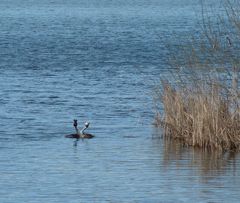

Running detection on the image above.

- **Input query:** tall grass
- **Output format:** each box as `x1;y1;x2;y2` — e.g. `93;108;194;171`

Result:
154;77;240;151
154;1;240;152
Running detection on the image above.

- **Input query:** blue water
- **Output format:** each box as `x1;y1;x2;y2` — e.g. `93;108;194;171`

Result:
0;0;239;202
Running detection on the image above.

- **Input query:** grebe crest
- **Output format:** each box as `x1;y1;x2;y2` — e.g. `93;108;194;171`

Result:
73;119;78;127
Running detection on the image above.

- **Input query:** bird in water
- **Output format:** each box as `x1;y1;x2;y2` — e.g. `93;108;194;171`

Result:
65;119;94;139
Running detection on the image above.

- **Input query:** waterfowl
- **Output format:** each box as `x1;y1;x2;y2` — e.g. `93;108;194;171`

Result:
65;119;94;139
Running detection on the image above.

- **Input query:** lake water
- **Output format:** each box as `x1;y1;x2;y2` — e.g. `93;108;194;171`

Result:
0;0;239;202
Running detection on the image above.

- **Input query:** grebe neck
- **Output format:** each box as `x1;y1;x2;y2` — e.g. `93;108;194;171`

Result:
80;126;87;134
74;126;81;135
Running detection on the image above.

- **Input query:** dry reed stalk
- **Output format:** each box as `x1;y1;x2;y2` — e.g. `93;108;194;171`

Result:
154;78;240;152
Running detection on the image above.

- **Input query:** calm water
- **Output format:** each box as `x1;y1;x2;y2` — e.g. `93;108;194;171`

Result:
0;0;239;202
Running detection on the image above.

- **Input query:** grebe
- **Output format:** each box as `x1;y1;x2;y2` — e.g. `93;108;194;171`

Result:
65;119;94;139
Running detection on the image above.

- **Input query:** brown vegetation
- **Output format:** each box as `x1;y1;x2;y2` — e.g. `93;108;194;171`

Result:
154;78;240;151
154;0;240;152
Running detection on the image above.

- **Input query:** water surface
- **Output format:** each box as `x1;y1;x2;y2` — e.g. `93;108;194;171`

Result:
0;0;239;202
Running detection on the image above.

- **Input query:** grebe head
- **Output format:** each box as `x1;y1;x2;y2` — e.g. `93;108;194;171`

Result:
85;122;90;128
73;119;78;127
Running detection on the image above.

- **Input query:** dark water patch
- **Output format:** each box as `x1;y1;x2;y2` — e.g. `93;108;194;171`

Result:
48;95;60;99
123;135;139;138
0;137;11;142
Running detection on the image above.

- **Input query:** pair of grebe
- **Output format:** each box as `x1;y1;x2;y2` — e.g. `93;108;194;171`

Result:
65;119;94;139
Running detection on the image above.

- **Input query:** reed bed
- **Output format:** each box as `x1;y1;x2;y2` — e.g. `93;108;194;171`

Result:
154;77;240;152
154;0;240;152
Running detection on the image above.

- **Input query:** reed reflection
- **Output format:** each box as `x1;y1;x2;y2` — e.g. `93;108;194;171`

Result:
163;138;238;178
152;129;239;179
